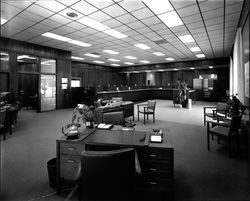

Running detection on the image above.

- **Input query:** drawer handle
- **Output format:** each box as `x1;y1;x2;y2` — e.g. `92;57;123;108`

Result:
67;159;76;163
149;154;157;157
149;168;157;171
149;181;157;185
67;147;76;151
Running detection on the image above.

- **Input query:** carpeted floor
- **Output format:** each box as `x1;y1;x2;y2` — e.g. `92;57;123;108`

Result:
0;100;249;201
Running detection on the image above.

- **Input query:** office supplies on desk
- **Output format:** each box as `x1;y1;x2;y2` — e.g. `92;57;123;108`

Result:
150;129;163;143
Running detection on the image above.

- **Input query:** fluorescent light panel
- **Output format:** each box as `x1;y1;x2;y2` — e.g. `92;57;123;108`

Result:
158;11;183;28
179;35;194;43
1;18;7;25
125;56;137;60
78;17;109;31
103;29;127;39
108;58;120;62
68;40;91;47
134;44;151;50
140;60;150;63
71;56;85;60
85;53;100;58
209;66;213;69
93;60;105;64
124;62;134;65
42;32;70;42
189;47;201;52
142;0;173;15
103;50;119;54
110;64;120;66
196;54;205;58
190;67;195;70
153;52;165;56
165;57;175;61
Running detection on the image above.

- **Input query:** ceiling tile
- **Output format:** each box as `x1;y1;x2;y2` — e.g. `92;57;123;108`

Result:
56;0;81;6
48;14;72;25
116;14;137;24
103;18;122;28
35;0;66;12
131;8;154;20
170;0;196;9
27;4;54;18
85;0;115;9
118;1;145;12
4;0;33;9
199;0;224;12
127;21;145;29
141;16;162;26
177;4;200;17
89;11;112;22
103;4;127;17
182;14;202;24
71;1;98;15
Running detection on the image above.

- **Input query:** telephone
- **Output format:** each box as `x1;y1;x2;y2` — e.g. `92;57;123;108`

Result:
62;123;81;139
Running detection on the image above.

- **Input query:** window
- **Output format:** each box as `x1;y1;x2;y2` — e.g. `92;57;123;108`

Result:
71;77;81;87
17;54;39;73
41;58;56;73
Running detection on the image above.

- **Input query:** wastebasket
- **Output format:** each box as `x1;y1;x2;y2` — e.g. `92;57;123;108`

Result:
47;158;57;187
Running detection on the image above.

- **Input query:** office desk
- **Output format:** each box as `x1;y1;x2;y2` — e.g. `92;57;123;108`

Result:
56;128;174;199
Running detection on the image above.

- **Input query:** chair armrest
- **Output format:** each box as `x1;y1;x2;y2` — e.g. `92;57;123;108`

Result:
137;104;147;108
206;120;230;127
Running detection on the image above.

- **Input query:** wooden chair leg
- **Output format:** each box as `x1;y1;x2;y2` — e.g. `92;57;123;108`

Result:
147;114;148;120
153;114;155;123
143;114;145;124
207;124;210;151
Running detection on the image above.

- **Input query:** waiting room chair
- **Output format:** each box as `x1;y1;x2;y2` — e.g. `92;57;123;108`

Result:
207;115;242;157
103;111;135;127
0;109;6;140
137;100;156;124
203;102;230;126
78;148;136;201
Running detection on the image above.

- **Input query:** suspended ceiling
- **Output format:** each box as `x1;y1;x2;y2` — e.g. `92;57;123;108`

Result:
0;0;244;67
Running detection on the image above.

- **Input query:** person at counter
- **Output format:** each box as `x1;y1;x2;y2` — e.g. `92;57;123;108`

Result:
175;78;188;108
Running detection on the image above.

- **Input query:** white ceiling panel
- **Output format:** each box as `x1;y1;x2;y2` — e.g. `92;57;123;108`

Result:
1;0;244;67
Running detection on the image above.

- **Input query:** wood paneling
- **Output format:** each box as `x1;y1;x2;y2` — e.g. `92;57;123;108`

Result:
0;73;9;92
0;37;71;109
71;62;126;89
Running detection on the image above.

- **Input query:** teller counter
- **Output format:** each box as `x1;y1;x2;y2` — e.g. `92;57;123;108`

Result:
97;88;196;102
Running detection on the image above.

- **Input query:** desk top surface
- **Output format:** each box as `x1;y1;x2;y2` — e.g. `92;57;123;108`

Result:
58;127;173;149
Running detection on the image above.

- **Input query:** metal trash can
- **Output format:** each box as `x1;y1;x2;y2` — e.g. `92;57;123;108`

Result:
47;158;57;187
188;99;192;109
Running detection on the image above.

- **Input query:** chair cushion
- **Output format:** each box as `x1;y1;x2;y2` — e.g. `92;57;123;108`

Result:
210;126;230;137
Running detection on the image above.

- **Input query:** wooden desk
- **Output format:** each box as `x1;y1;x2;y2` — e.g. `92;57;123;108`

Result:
56;128;174;199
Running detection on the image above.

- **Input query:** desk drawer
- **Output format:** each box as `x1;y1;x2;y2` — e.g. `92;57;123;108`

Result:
60;155;81;180
144;177;173;190
60;142;85;155
143;164;173;177
145;148;173;161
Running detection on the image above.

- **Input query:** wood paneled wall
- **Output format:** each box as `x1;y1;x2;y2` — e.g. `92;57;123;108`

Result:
71;62;127;89
0;37;71;109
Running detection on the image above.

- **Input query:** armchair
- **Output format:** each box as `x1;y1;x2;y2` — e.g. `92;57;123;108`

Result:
137;100;156;124
203;102;230;126
103;111;135;127
78;148;136;201
207;115;242;156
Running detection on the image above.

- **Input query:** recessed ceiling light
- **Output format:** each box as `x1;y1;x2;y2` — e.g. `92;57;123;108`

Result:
42;32;70;42
189;47;201;52
153;52;165;56
158;11;183;28
68;40;91;47
93;60;105;64
108;58;120;62
134;44;151;50
66;12;78;18
124;62;134;65
209;66;213;69
85;53;100;58
125;56;137;60
165;57;175;61
140;60;150;63
103;50;119;54
179;35;194;43
110;64;120;67
103;29;128;39
142;0;173;15
71;56;85;60
1;18;7;25
78;17;109;31
190;67;195;70
196;54;205;58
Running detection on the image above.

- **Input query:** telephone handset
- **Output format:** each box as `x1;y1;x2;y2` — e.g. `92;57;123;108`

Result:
62;123;81;139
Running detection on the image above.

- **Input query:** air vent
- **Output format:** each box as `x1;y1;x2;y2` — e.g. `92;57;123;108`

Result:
153;39;168;45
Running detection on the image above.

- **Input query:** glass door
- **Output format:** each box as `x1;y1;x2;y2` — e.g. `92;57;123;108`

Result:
40;58;56;112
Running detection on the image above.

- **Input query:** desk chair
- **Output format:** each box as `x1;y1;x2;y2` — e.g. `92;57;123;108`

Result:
103;111;135;127
0;110;6;140
207;115;242;157
78;148;136;201
137;100;156;124
203;102;230;126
